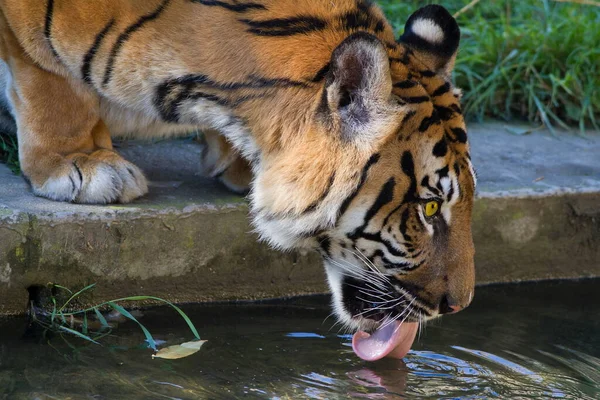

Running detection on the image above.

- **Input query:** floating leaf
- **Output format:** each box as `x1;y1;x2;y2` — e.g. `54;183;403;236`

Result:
152;340;207;360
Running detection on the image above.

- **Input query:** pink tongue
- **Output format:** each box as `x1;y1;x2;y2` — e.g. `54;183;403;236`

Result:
352;321;418;361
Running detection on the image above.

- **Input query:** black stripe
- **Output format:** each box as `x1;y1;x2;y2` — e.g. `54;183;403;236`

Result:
418;110;441;132
337;153;380;218
432;82;451;97
400;151;417;203
393;80;417;89
311;63;331;82
399;209;412;243
244;75;310;89
345;179;401;258
381;202;404;231
361;178;395;226
402;96;430;104
446;179;455;201
190;0;266;12
420;70;436;78
240;16;326;36
341;9;386;33
373;249;413;269
361;234;408;259
451;127;468;143
401;110;417;126
158;73;308;91
302;173;335;214
348;0;387;33
102;0;171;87
432;137;448;157
435;105;456;121
453;162;461;178
450;103;463;115
82;19;115;86
318;235;332;257
356;0;374;12
154;73;308;121
155;78;234;122
420;176;441;196
155;77;195;122
44;0;60;60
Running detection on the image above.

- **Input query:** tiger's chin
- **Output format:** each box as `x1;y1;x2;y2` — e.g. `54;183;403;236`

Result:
324;260;421;361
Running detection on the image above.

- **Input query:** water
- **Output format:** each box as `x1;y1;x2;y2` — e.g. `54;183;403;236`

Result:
1;280;599;399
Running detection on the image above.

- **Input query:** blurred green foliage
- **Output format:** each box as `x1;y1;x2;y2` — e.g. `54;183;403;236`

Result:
378;0;600;133
0;131;18;173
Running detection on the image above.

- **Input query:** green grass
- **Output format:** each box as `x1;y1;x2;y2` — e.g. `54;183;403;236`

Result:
378;0;600;133
30;283;202;353
0;132;18;173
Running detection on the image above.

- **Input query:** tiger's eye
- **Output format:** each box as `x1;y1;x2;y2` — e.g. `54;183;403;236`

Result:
425;201;440;217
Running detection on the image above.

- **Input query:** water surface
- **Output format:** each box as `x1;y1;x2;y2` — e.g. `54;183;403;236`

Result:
0;280;599;399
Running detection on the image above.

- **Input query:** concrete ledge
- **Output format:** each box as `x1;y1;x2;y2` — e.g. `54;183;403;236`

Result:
1;123;599;315
473;192;600;284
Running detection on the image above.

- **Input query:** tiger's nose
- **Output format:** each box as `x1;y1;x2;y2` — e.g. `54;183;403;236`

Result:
438;295;464;315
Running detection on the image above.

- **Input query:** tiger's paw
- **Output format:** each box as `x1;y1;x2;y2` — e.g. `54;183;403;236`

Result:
199;130;252;195
30;150;148;204
217;156;252;195
200;148;252;195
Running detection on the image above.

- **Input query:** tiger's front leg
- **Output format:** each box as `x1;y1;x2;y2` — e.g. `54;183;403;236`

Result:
4;43;147;204
199;129;252;195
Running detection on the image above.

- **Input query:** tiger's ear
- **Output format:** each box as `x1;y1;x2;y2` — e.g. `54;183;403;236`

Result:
399;5;460;76
321;32;393;141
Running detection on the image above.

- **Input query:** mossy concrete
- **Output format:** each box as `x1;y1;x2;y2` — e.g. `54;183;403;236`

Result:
1;124;599;315
472;192;600;284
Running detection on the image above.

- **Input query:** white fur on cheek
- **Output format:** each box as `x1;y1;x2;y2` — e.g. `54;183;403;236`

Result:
411;18;445;44
440;177;451;194
324;261;361;331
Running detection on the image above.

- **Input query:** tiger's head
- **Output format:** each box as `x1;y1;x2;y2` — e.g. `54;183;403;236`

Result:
250;5;475;360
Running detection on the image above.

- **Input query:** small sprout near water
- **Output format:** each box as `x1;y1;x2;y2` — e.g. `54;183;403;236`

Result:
29;283;203;359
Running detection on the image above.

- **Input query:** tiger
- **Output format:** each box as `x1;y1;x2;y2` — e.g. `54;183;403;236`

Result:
0;0;476;360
